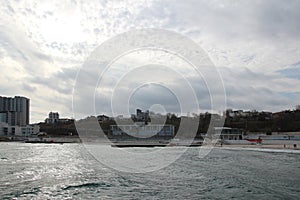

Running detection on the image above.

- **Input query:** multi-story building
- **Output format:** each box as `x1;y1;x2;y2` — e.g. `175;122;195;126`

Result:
45;112;73;124
111;109;174;138
45;112;59;124
0;96;41;137
0;122;39;136
111;124;174;138
0;96;30;126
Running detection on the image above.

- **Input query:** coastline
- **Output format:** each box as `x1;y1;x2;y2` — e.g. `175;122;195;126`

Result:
223;144;299;149
1;136;300;154
215;144;300;154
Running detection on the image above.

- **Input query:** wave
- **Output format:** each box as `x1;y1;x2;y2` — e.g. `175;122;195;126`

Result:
63;182;113;190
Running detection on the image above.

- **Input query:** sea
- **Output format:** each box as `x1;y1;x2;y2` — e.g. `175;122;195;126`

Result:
0;142;299;199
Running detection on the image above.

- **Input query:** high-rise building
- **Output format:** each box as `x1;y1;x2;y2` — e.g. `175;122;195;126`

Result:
0;96;30;126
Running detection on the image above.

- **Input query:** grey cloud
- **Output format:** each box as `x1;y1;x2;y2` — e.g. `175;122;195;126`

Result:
75;63;300;117
1;0;300;122
0;22;55;76
256;0;300;39
277;61;300;80
31;67;78;95
128;84;181;113
22;83;36;92
55;67;78;81
220;67;299;111
141;0;300;40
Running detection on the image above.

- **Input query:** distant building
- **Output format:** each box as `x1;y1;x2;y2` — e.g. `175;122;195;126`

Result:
0;122;39;136
21;125;40;136
45;112;59;124
111;109;174;138
136;109;150;123
111;124;174;137
45;112;74;124
226;109;250;118
0;96;30;126
215;127;243;140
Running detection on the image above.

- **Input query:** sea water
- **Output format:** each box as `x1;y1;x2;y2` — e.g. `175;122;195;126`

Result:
0;142;299;199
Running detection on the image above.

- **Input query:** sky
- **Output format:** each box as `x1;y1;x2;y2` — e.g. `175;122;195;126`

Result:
0;0;300;123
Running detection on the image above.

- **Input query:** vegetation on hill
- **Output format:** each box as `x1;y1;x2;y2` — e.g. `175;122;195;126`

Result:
39;108;300;136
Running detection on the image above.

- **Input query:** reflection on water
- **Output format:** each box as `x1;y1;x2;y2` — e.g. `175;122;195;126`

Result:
0;142;299;199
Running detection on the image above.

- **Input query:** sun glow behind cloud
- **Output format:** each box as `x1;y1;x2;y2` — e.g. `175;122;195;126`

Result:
40;9;83;43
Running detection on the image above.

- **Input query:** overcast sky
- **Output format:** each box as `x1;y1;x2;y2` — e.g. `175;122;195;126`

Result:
1;0;300;123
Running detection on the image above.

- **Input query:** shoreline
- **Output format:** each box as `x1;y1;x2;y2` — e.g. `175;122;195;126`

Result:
214;144;300;154
1;137;300;152
216;145;300;154
220;143;300;150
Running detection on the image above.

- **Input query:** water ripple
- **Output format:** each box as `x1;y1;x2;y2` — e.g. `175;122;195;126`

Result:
0;143;299;199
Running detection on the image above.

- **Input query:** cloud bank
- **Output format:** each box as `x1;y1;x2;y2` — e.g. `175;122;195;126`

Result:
0;0;300;122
